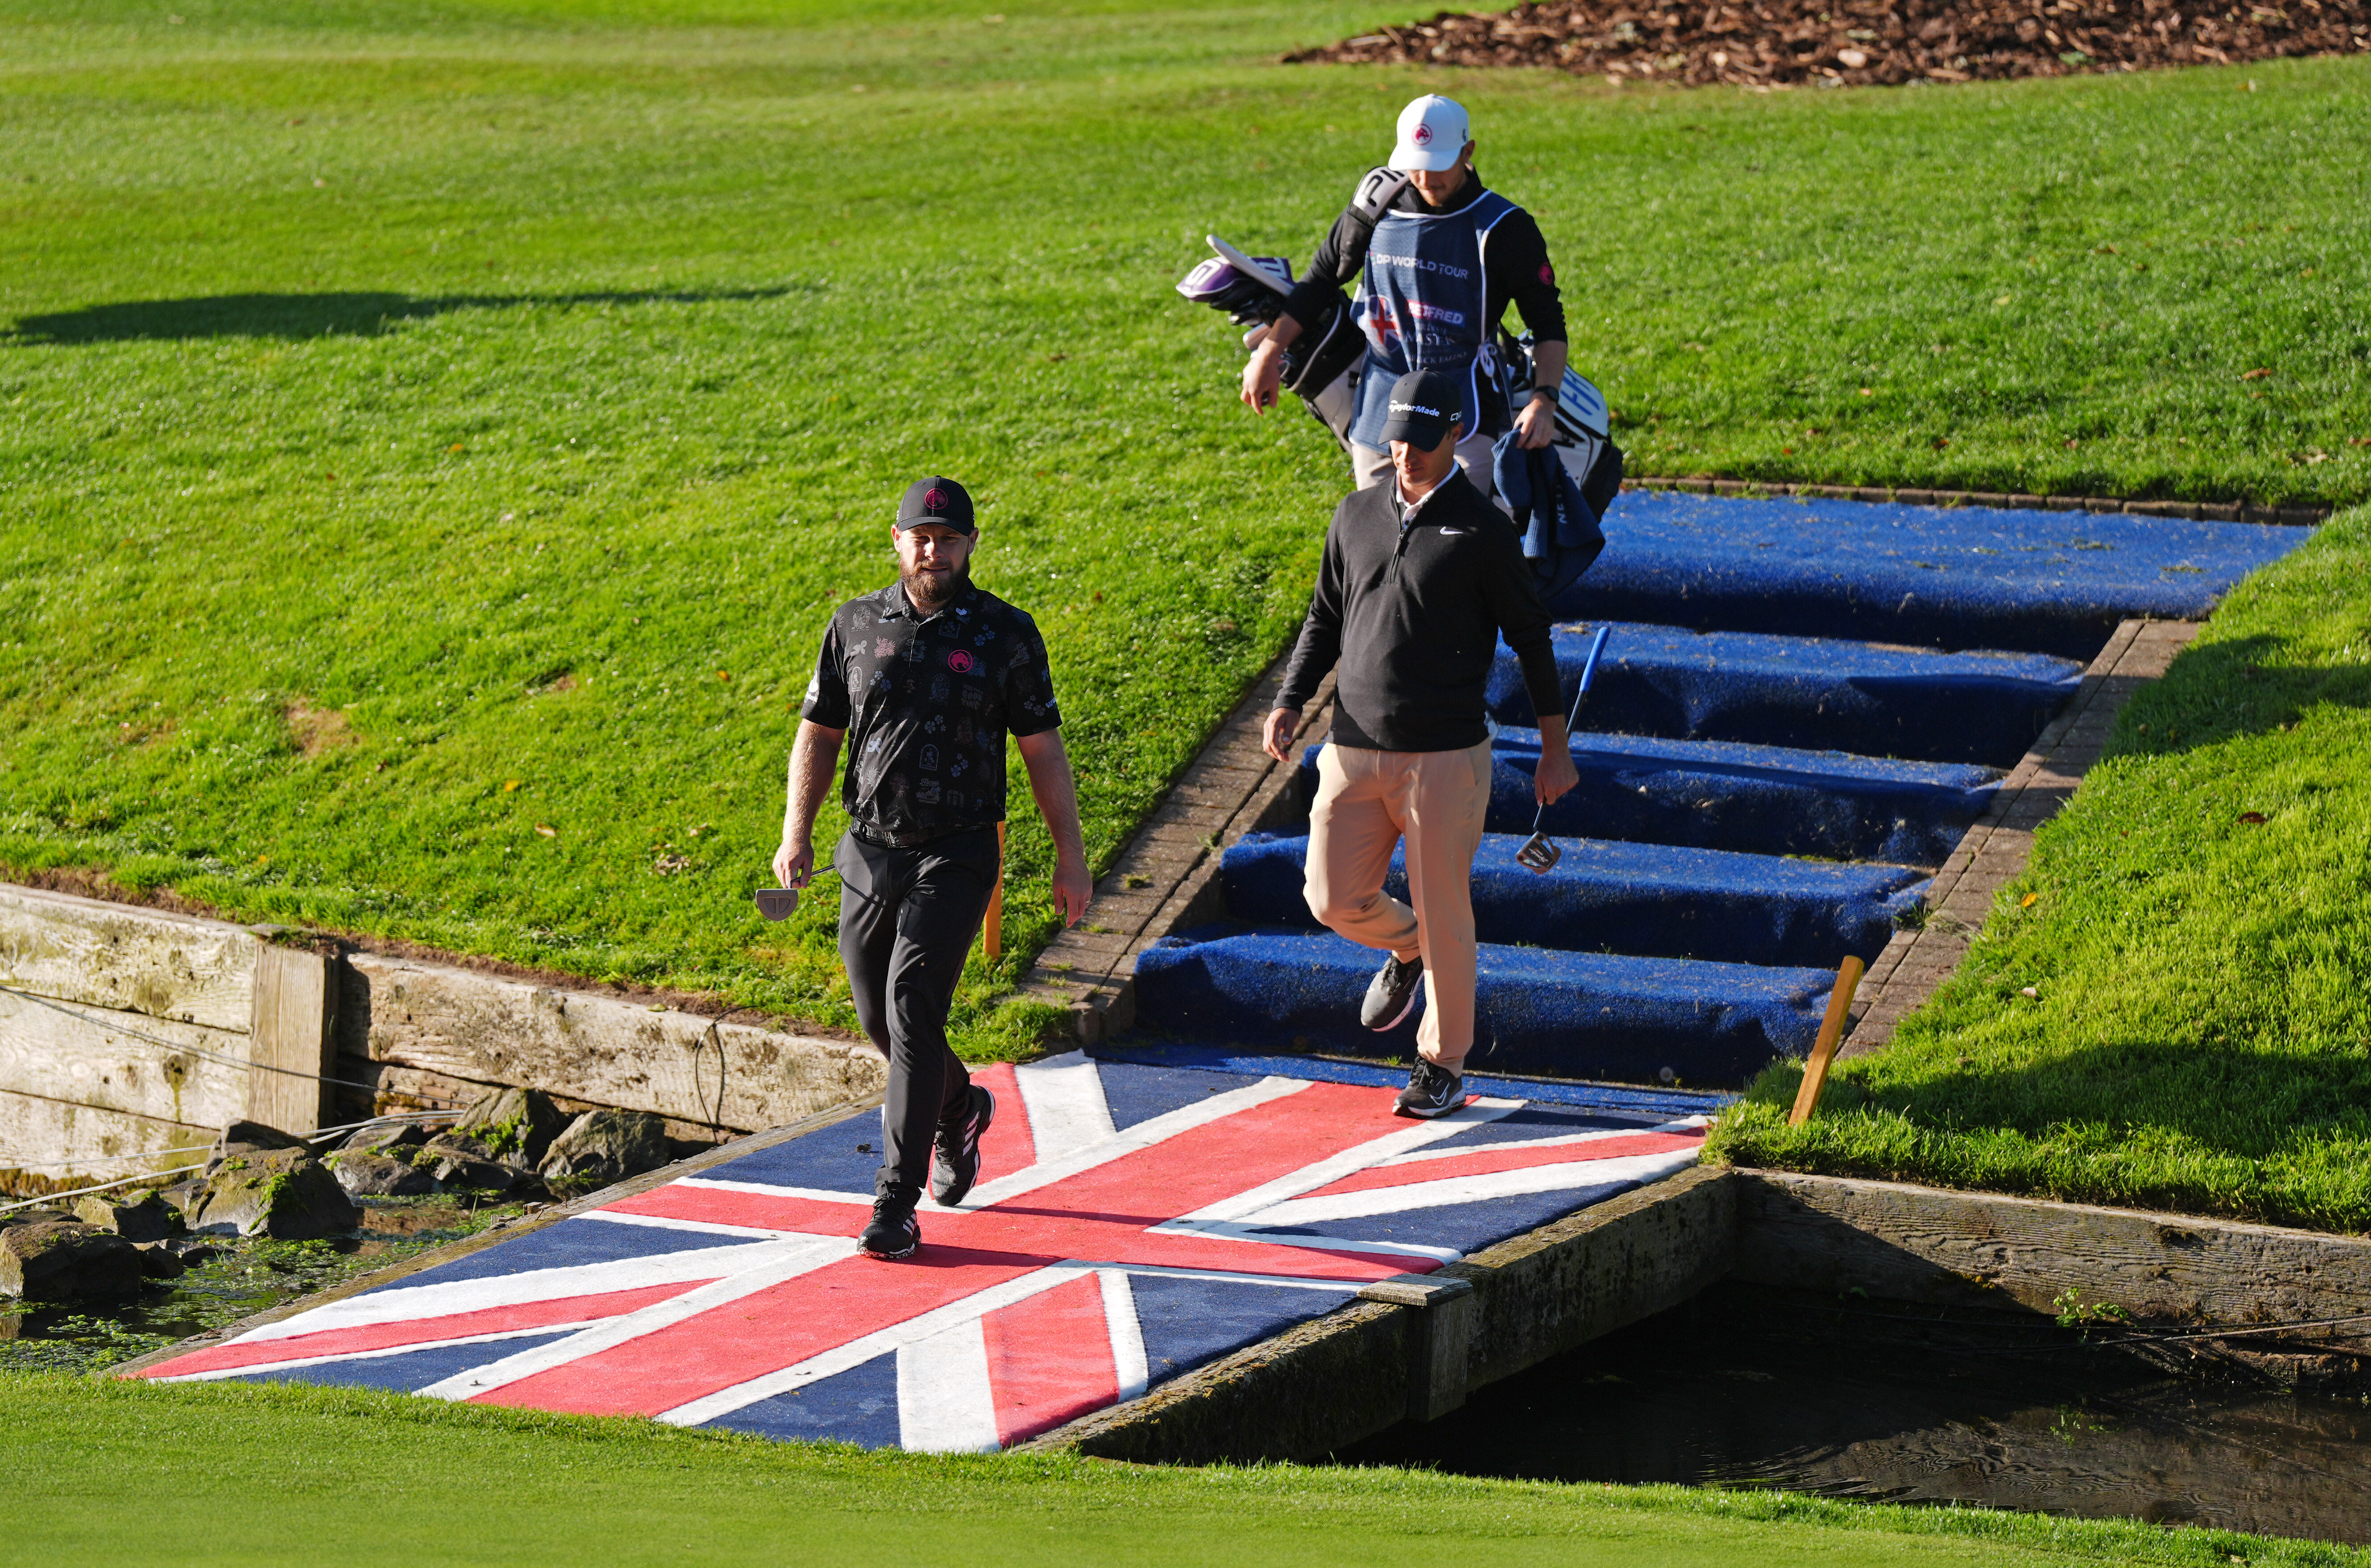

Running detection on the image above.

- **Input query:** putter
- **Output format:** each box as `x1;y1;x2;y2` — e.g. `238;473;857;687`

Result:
1515;625;1612;876
753;887;800;921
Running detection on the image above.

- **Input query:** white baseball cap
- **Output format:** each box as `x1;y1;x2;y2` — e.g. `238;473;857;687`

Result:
1389;94;1470;173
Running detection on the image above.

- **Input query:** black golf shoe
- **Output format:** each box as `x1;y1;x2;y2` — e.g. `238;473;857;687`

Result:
930;1084;997;1208
1360;952;1426;1031
859;1186;921;1260
1393;1058;1465;1120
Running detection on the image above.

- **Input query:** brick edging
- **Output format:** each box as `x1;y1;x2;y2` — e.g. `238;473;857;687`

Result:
1624;475;2330;528
1838;617;2200;1057
1009;659;1336;1043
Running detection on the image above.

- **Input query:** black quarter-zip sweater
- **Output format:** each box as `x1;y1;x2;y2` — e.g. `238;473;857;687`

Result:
1278;468;1564;752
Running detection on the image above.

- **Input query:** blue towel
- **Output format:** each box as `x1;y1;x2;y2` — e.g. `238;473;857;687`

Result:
1493;432;1607;604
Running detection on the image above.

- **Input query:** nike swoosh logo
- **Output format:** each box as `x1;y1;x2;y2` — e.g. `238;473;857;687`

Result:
1436;528;1466;536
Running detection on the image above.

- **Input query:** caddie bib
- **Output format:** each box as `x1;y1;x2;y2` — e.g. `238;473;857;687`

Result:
1345;188;1521;452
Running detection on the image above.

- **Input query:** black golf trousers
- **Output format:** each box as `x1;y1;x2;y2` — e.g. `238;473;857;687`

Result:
833;825;999;1195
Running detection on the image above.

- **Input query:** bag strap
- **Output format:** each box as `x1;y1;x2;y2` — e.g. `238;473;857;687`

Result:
1347;167;1411;233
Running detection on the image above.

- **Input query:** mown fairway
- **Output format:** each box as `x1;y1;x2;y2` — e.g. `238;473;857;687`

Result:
3;0;2367;1051
10;1374;2370;1568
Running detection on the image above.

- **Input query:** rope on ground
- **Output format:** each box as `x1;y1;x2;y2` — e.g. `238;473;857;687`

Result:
0;1109;461;1216
1780;1298;2371;1354
692;1010;763;1143
1969;1310;2371;1355
0;1165;209;1216
0;1109;457;1172
0;979;383;1094
695;1004;759;1145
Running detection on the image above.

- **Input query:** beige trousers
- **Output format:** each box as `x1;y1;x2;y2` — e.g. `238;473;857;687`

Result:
1302;739;1495;1070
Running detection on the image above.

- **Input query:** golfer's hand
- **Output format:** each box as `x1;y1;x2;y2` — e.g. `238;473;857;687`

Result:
1262;706;1303;763
1240;341;1285;414
1515;393;1557;450
1534;745;1579;807
773;838;814;890
1051;855;1092;928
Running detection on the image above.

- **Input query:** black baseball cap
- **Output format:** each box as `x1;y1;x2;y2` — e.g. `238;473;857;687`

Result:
895;475;976;535
1378;369;1464;448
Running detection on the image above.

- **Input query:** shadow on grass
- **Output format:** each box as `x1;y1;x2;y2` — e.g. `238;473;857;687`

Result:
1845;1038;2371;1148
3;287;803;344
2120;632;2371;760
1731;1037;2371;1230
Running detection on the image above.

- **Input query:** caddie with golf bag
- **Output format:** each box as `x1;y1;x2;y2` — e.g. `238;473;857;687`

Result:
1187;94;1592;508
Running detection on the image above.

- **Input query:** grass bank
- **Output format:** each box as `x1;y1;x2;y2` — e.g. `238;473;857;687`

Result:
4;0;2366;1053
1709;502;2371;1233
6;1373;2366;1566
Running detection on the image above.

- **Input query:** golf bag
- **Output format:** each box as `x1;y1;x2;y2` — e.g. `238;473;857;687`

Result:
1173;169;1409;448
1175;240;1364;446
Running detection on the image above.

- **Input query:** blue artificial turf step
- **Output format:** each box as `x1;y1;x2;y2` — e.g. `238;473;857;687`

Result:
1487;620;2084;766
1132;926;1836;1085
1298;731;1997;868
1551;489;2309;658
1221;831;1927;970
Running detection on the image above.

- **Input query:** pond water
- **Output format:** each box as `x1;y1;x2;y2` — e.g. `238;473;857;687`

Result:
1334;1283;2371;1546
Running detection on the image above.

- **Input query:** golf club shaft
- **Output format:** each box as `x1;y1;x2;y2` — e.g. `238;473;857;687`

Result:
1532;624;1614;831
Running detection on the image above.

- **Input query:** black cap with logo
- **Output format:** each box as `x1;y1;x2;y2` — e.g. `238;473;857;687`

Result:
895;475;977;535
1377;368;1464;449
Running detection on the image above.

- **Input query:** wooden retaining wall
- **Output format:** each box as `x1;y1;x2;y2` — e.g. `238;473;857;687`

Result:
0;881;881;1188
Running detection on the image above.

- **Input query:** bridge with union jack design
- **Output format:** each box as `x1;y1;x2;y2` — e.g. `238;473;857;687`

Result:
135;1053;1706;1450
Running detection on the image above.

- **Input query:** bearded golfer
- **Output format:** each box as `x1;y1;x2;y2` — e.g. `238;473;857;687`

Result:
1241;93;1568;493
774;476;1091;1260
1265;370;1577;1118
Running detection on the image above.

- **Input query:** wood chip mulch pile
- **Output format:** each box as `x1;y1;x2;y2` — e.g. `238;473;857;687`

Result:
1285;0;2370;88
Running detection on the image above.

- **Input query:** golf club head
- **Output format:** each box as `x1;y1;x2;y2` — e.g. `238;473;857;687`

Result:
753;887;800;921
1514;832;1562;875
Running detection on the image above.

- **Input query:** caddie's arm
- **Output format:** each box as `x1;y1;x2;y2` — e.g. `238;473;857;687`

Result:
1515;339;1567;451
1017;730;1092;928
1246;201;1371;416
1240;313;1303;415
773;720;844;890
1488;206;1567;451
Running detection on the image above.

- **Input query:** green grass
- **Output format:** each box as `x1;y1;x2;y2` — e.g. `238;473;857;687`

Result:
7;1372;2366;1566
1708;501;2371;1233
4;0;2367;1054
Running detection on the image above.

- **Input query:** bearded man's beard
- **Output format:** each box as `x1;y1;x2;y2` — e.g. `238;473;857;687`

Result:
901;560;970;611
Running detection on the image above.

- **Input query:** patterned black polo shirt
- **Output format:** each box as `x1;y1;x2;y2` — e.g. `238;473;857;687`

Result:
801;580;1062;847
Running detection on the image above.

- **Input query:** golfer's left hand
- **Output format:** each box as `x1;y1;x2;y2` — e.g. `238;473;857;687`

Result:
1051;856;1092;928
1534;745;1579;806
1515;395;1556;450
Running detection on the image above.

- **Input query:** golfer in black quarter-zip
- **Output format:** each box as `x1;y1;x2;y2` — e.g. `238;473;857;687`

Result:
774;476;1092;1261
1284;445;1559;754
1267;369;1577;1118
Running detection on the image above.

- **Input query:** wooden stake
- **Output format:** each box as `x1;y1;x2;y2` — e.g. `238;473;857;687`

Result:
1788;953;1866;1128
982;821;1006;959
